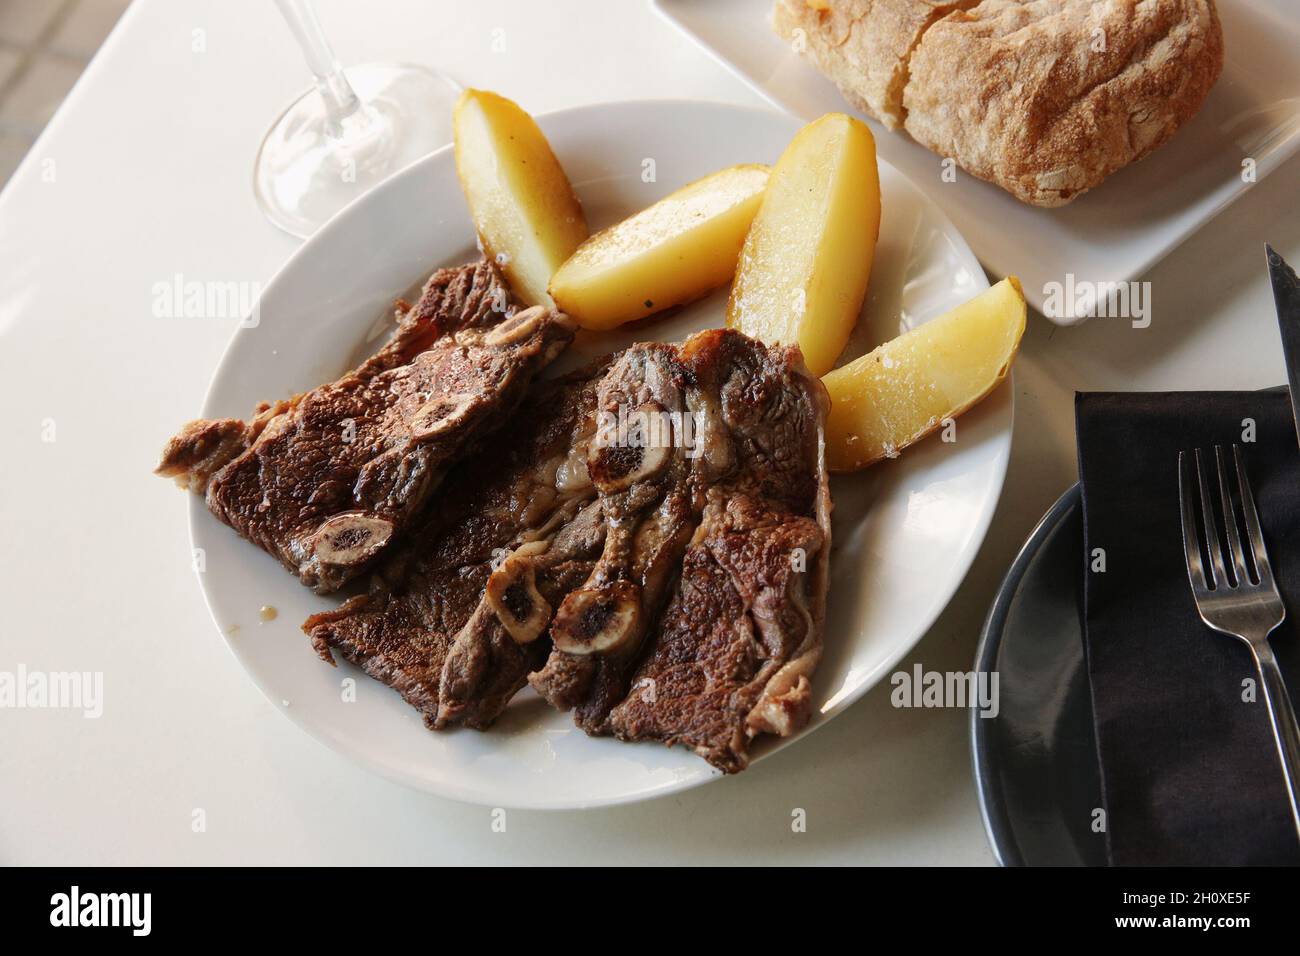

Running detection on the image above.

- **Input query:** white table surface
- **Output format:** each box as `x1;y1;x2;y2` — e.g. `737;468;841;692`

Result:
1;0;1297;867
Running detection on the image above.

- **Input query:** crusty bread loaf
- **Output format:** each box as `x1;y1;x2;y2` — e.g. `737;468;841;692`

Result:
773;0;1224;207
772;0;977;130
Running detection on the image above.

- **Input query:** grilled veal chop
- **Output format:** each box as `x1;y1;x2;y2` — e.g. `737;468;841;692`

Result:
606;332;831;771
302;329;830;772
530;341;709;730
302;361;611;729
534;329;831;765
156;259;576;593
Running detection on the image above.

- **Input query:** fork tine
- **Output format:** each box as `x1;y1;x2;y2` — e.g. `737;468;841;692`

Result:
1233;444;1275;587
1194;448;1228;589
1214;445;1251;586
1179;451;1210;593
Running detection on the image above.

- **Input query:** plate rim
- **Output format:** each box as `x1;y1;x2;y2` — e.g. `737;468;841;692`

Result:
184;97;1012;809
970;482;1081;866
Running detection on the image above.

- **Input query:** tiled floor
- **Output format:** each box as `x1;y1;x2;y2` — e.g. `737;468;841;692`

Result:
0;0;129;185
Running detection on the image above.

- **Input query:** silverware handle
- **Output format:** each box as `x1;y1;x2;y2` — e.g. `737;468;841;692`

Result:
1253;641;1300;842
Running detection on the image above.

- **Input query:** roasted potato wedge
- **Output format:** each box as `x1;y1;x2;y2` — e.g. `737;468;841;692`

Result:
453;89;588;306
548;164;770;330
823;277;1026;471
726;112;880;377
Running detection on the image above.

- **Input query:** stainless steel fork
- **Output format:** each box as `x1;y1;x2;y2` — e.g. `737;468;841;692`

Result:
1178;444;1300;841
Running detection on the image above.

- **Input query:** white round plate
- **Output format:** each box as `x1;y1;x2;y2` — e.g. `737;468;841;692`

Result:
191;100;1008;809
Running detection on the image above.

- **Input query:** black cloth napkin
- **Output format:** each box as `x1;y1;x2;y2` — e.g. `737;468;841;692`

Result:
1076;391;1300;866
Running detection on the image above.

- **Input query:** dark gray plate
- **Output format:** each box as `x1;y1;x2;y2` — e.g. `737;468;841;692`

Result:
970;485;1108;867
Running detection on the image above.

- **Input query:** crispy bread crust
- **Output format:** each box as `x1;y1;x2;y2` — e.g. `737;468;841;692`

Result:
904;0;1224;206
773;0;977;130
774;0;1224;206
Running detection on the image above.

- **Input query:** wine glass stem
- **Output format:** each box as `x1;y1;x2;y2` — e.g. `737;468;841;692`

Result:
274;0;362;128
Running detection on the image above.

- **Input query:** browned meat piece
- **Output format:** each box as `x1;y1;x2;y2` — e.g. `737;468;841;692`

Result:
605;332;828;771
306;328;830;769
156;259;576;593
303;363;611;729
438;497;606;727
534;328;831;761
530;343;702;730
608;494;827;772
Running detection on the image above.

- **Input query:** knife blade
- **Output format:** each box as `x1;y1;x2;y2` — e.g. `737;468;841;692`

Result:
1268;244;1300;451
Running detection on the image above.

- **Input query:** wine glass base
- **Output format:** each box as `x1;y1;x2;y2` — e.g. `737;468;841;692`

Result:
253;63;461;239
